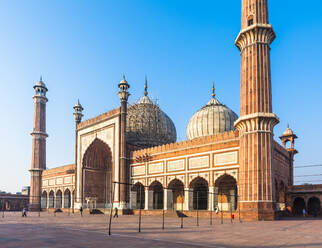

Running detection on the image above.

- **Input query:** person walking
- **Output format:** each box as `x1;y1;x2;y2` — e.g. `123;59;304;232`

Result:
80;206;83;217
22;207;27;217
113;207;118;218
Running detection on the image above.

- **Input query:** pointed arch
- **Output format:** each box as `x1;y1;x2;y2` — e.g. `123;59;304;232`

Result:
82;138;112;207
49;190;55;208
64;189;71;208
41;191;47;209
190;177;208;210
168;179;184;210
149;181;163;209
215;174;237;211
132;182;145;209
56;190;62;209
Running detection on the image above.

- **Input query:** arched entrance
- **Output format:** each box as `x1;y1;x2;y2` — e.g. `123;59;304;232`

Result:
215;174;237;211
82;138;112;208
49;191;55;208
293;197;305;216
149;181;163;209
308;197;321;217
64;189;71;208
168;179;184;210
41;191;47;209
56;190;62;209
132;182;145;209
190;177;208;210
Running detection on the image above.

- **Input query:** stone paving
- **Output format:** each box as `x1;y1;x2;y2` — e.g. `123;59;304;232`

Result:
0;212;322;248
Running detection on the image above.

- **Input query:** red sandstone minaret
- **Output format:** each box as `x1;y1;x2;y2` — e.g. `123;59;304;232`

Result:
118;75;130;209
29;77;48;210
235;0;279;220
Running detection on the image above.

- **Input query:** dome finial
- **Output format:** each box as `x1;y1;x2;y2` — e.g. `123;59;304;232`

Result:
40;75;43;82
287;123;290;129
212;82;215;98
144;75;148;96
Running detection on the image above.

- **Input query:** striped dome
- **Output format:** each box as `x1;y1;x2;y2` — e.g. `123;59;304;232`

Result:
186;96;238;140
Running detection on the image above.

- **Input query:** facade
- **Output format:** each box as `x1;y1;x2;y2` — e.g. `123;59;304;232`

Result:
30;0;320;220
0;193;29;211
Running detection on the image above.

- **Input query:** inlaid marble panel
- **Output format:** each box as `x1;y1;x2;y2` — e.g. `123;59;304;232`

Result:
131;165;145;176
189;156;209;169
148;162;163;174
167;159;184;172
214;151;237;166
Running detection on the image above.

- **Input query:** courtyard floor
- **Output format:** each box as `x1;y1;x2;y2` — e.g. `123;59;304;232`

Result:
0;211;322;248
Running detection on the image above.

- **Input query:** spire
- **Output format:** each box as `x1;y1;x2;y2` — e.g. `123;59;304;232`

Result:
40;76;43;82
212;82;215;98
287;123;290;129
144;75;148;96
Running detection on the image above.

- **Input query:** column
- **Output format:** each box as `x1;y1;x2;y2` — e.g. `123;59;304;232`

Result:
208;186;214;211
163;189;173;210
144;189;153;210
130;191;137;209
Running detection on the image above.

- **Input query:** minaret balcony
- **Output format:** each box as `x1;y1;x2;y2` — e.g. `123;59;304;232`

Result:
235;24;276;52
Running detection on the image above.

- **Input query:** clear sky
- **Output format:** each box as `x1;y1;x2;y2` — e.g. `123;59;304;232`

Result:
0;0;322;193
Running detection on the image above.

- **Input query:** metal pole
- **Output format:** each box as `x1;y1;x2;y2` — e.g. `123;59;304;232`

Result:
238;195;241;223
181;189;184;229
162;208;165;230
108;182;116;236
2;200;4;218
139;186;142;233
230;200;233;224
210;192;212;226
197;191;199;227
221;192;223;224
39;196;41;217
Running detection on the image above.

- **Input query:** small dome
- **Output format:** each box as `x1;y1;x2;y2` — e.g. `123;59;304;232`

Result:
126;80;176;148
187;88;238;140
281;124;296;137
34;77;47;91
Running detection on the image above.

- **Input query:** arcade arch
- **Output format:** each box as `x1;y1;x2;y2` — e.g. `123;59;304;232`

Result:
308;197;321;217
132;182;145;209
168;179;184;210
190;177;208;210
215;174;237;211
149;181;163;209
41;191;47;209
293;197;305;216
49;191;55;208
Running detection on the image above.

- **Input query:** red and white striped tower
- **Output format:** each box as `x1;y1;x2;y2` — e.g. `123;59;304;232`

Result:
235;0;279;220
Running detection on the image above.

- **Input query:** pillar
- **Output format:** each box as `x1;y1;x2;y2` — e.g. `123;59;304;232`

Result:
208;186;214;211
163;189;173;210
144;189;153;210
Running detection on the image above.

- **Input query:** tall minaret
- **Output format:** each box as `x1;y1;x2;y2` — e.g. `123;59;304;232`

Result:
118;75;130;209
235;0;279;220
29;77;48;210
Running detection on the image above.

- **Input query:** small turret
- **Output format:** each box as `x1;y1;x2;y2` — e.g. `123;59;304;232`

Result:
73;100;84;124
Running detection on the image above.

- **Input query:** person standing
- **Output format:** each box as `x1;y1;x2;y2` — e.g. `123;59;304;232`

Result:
302;208;306;217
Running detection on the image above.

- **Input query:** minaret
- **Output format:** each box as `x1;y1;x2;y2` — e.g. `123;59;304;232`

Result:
235;0;279;220
118;75;130;209
29;77;48;211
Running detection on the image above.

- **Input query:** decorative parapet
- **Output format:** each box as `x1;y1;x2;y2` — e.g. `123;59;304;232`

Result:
131;130;239;162
42;164;75;177
273;140;291;158
77;108;120;129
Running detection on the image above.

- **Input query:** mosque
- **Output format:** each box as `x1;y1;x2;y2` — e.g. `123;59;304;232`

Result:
29;0;319;220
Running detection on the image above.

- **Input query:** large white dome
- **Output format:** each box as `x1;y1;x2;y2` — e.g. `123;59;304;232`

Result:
187;94;238;140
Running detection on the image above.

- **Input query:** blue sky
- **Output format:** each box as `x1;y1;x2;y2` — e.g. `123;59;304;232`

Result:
0;0;321;193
